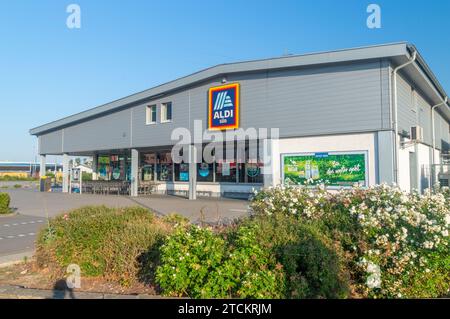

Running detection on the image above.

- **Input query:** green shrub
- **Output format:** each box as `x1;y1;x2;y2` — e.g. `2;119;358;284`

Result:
155;224;284;298
45;172;55;179
0;192;11;214
82;172;93;181
0;175;38;182
278;224;349;298
242;213;349;298
156;225;226;298
162;213;190;226
13;184;22;189
36;206;172;286
209;224;285;298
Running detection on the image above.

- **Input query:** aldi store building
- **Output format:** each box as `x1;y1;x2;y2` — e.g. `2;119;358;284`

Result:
30;43;450;198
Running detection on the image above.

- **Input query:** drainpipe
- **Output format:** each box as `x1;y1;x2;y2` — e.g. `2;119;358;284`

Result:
392;50;417;184
431;96;448;187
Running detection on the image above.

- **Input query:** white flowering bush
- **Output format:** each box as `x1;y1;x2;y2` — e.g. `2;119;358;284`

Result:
251;184;450;298
250;185;330;220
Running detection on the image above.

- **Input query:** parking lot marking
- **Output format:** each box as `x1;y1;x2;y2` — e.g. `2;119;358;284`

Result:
229;209;248;213
1;220;46;227
0;232;36;240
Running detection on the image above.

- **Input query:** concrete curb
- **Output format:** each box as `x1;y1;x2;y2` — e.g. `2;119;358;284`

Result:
0;284;164;299
0;251;34;268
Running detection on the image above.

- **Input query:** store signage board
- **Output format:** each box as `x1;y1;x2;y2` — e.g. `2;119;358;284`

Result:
208;83;240;130
281;151;368;188
70;168;83;194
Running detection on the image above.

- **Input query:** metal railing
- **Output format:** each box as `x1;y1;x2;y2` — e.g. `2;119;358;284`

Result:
82;180;131;195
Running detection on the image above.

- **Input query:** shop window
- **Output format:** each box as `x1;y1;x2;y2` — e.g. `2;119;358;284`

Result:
216;160;237;183
142;165;154;181
126;156;131;181
161;102;172;122
110;155;121;180
175;163;190;182
237;140;264;184
238;162;263;184
98;155;110;180
197;162;213;182
158;151;173;181
146;105;157;124
141;153;156;181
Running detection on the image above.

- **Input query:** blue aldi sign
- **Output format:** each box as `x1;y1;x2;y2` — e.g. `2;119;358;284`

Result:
208;83;240;130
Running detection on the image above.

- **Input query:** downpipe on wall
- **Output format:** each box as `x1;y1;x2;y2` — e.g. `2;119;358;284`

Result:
392;50;417;185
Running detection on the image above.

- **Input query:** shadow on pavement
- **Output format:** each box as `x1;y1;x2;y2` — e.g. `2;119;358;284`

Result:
49;279;76;299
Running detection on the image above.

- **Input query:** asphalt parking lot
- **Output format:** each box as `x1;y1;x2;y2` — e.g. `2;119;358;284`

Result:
0;188;250;261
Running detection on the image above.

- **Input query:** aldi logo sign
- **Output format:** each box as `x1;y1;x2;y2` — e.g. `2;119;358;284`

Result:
208;83;240;130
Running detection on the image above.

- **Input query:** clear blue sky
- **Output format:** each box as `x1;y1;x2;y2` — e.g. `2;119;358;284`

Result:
1;0;449;162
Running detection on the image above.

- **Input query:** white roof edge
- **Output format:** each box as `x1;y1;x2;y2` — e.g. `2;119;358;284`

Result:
31;42;412;135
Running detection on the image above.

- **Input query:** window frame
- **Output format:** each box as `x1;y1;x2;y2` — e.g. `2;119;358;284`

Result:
161;102;173;123
146;105;157;125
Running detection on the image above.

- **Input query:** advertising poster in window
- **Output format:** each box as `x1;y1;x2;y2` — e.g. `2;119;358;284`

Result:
98;156;110;179
282;152;368;187
222;162;231;176
179;163;189;181
70;168;82;193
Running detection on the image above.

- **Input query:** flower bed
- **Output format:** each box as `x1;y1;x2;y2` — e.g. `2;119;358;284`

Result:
251;185;450;298
35;186;449;298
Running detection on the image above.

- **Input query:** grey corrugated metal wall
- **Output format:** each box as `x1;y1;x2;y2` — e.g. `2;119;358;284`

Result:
63;108;132;153
39;130;63;154
37;59;407;155
396;72;450;149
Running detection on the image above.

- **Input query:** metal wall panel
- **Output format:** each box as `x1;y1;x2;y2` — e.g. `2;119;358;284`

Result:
396;73;450;150
39;130;63;155
62;108;132;153
396;74;417;136
436;112;450;150
131;90;190;148
39;60;392;154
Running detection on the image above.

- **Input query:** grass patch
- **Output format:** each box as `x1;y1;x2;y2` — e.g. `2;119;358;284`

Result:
0;175;38;182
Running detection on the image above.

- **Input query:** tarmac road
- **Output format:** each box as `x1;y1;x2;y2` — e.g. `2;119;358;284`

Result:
0;188;250;261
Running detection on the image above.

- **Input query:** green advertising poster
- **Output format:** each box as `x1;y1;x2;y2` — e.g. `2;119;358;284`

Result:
282;152;367;187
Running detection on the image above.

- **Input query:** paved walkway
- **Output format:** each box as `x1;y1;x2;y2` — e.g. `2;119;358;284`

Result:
0;189;250;262
0;284;163;299
3;188;250;221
